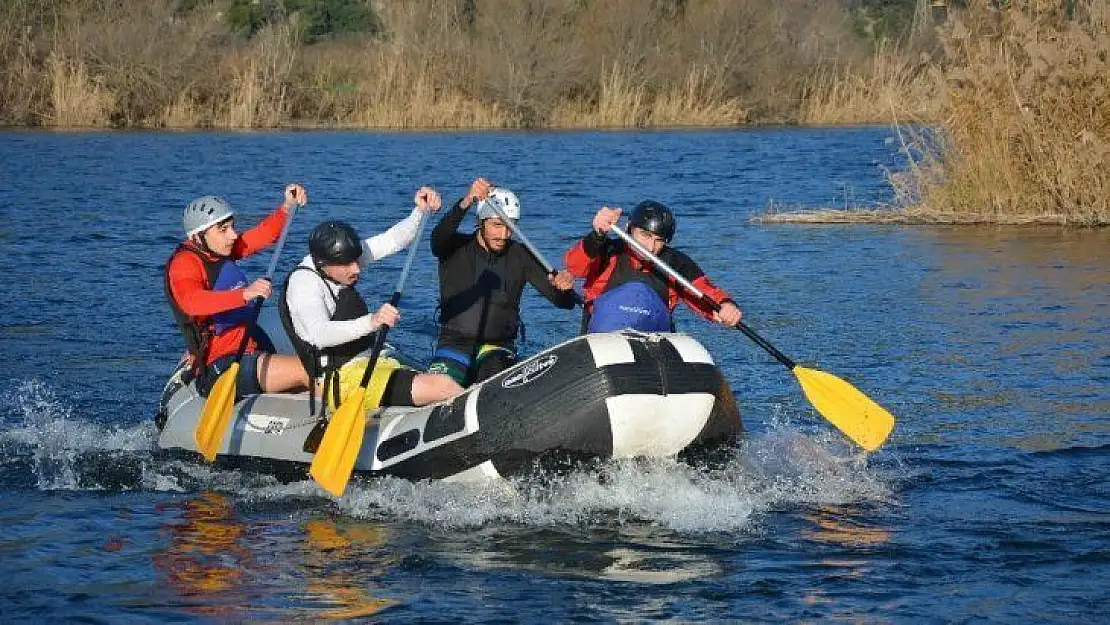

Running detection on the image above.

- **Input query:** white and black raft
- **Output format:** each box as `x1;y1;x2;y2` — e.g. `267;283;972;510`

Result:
155;329;742;483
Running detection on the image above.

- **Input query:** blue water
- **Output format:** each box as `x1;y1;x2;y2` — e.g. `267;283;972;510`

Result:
1;128;1108;622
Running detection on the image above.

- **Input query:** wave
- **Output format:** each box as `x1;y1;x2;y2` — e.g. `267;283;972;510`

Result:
1;379;894;532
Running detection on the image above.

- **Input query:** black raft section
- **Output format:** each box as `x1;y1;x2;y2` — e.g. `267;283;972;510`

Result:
376;334;742;481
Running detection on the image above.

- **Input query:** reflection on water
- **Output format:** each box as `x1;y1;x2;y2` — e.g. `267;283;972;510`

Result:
437;523;724;585
152;493;254;617
909;227;1110;451
301;519;398;619
803;506;892;550
152;494;399;620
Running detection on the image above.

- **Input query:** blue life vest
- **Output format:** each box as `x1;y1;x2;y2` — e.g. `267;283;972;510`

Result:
587;251;673;333
588;281;672;332
211;260;252;334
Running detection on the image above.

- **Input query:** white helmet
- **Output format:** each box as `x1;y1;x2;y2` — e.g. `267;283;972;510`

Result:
183;195;235;236
477;188;521;221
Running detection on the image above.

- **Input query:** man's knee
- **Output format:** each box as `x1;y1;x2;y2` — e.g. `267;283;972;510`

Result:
409;373;462;406
256;353;308;393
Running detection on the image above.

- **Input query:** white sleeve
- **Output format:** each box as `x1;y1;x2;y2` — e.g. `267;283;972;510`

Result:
287;269;376;349
360;206;423;266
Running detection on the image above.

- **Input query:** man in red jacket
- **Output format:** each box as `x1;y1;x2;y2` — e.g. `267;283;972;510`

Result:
165;184;310;397
564;200;742;333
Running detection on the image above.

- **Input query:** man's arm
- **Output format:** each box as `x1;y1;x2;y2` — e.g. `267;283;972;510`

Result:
667;249;736;321
429;198;473;259
232;204;289;259
233;184;305;259
286;270;377;349
167;253;248;317
362;206;423;265
521;246;576;310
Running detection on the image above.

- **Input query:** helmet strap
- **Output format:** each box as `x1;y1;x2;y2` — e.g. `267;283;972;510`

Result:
189;231;217;257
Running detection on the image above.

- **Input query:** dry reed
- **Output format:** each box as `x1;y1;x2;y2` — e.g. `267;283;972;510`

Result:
896;0;1109;224
46;52;115;127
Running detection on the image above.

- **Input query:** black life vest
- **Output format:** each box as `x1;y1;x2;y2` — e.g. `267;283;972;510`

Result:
437;240;527;344
279;265;376;416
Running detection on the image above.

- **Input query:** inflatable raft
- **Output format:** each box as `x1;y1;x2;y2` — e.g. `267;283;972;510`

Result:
156;329;742;483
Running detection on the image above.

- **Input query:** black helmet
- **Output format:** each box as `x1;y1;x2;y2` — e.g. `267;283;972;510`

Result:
309;221;362;265
628;200;676;242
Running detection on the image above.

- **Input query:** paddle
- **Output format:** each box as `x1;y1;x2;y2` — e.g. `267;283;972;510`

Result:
195;198;300;462
309;210;430;497
608;223;895;451
485;190;583;305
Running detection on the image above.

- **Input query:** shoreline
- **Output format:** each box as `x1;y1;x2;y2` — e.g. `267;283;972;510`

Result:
0;121;906;132
753;209;1110;227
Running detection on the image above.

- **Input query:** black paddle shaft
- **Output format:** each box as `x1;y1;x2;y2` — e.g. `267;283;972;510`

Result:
608;223;797;370
354;291;399;389
229;293;268;363
352;211;429;390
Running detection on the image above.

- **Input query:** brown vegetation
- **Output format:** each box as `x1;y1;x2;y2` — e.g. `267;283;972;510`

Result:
0;0;878;129
1;0;1105;224
894;0;1109;225
770;0;1109;226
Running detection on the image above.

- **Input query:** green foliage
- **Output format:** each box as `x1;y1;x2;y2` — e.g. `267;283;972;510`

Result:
226;0;380;41
845;0;918;42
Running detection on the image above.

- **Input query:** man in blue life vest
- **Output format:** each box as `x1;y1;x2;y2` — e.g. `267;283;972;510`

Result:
165;185;311;398
564;201;742;333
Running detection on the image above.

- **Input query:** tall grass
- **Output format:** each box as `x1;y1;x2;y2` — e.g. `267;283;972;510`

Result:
897;0;1109;224
45;52;115;127
801;43;938;125
0;0;878;129
219;22;298;128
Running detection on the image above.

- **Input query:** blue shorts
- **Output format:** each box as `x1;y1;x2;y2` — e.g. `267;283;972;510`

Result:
197;352;264;399
428;344;516;387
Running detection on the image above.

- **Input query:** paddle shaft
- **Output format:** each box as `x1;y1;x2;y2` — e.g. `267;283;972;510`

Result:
227;202;299;364
354;210;429;389
485;193;556;275
485;191;584;305
608;223;797;369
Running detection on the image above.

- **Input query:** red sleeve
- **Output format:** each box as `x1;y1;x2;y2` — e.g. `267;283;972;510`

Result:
564;239;600;279
167;252;247;317
681;274;735;321
231;204;289;260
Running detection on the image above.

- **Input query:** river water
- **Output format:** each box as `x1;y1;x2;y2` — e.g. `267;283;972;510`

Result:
1;128;1106;622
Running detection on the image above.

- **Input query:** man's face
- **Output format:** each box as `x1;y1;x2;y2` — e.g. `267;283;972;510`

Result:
479;218;512;253
201;218;238;256
630;226;667;255
322;260;361;286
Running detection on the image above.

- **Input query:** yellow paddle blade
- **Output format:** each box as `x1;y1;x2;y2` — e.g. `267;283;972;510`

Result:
793;366;895;451
310;386;368;497
194;362;240;462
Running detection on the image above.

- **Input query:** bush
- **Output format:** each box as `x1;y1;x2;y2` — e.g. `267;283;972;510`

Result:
227;0;380;41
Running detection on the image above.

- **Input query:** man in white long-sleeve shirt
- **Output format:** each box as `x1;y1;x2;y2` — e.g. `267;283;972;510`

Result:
279;187;462;418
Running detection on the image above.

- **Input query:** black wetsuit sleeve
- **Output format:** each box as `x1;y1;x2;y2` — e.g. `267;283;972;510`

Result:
581;229;609;257
430;198;473;259
664;247;706;282
521;246;576;309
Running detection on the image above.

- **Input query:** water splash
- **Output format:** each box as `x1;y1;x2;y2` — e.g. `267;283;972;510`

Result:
322;423;892;533
0;379;157;490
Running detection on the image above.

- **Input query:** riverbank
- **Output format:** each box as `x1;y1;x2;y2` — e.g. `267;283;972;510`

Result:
2;1;1105;225
1;0;940;130
766;1;1109;226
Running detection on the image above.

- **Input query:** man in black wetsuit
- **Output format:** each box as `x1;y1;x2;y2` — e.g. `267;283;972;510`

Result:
428;177;577;386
